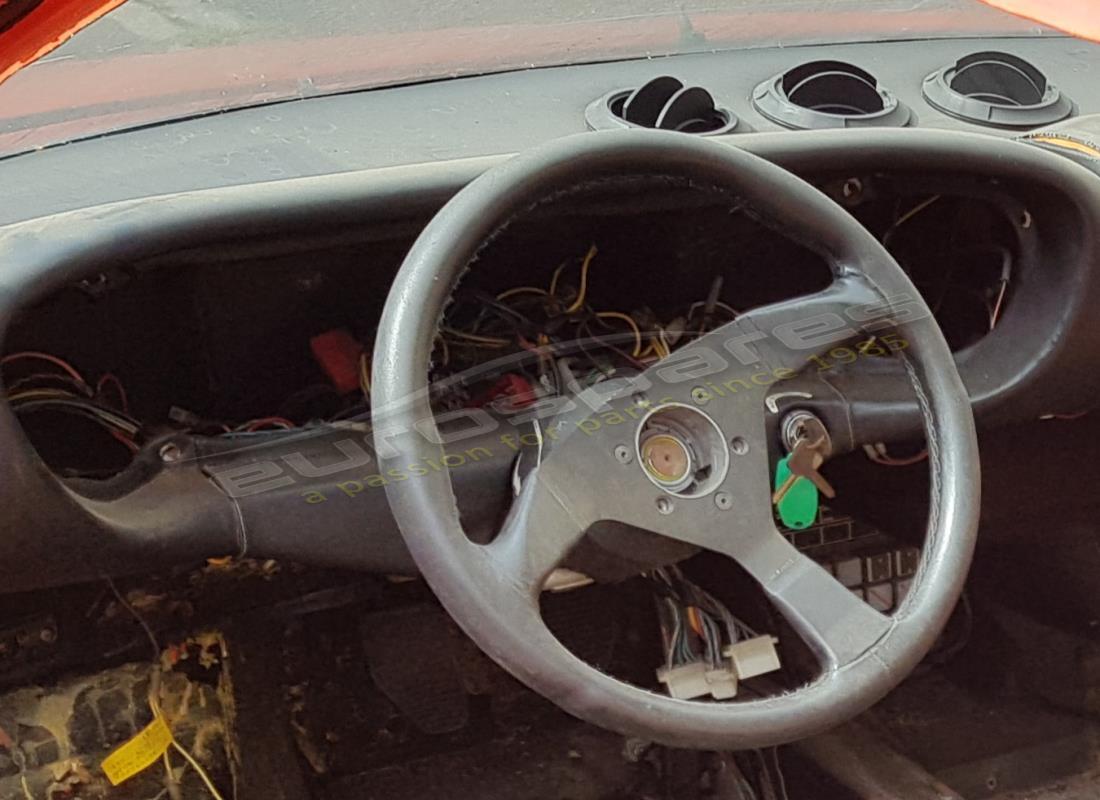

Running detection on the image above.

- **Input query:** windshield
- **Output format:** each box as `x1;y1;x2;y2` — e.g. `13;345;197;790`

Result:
0;0;1050;158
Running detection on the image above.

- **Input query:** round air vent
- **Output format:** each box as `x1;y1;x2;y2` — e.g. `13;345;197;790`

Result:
752;61;911;130
586;76;741;135
922;51;1073;129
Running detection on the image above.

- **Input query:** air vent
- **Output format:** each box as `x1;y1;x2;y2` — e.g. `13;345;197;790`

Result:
922;51;1072;129
752;61;911;130
586;76;741;135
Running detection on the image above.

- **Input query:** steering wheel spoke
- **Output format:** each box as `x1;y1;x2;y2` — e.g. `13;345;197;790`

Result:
485;464;597;596
712;274;896;376
721;527;893;668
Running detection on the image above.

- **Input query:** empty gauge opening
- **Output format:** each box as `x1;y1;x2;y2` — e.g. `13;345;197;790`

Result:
783;61;885;115
753;61;910;130
922;51;1073;128
951;52;1045;105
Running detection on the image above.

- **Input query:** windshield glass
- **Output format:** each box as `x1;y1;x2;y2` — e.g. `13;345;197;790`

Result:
0;0;1049;158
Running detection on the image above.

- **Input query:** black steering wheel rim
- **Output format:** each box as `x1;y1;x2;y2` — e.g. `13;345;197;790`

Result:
372;129;979;749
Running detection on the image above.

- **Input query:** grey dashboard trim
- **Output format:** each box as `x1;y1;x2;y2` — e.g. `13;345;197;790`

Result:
1;35;1096;226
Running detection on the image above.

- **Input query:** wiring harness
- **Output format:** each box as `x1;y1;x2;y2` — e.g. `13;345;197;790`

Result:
2;351;142;453
435;244;738;408
652;566;757;671
650;567;782;701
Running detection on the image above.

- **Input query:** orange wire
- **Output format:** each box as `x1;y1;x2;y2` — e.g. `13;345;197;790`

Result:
687;607;705;638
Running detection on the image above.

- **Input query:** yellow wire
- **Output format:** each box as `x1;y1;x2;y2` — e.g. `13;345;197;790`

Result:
564;245;598;314
595;311;642;357
441;327;511;346
170;741;223;800
642;341;669;360
163;746;179;797
358;353;371;397
150;693;226;800
496;286;548;301
640;330;672;360
6;387;77;402
657;330;671;359
893;195;941;229
548;262;567;297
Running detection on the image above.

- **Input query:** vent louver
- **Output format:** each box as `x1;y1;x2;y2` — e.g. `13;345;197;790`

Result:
586;76;741;135
752;61;911;130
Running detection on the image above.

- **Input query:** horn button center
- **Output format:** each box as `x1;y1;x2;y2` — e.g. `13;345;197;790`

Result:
635;403;730;498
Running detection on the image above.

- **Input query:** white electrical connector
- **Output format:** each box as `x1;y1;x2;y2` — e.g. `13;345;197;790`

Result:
723;635;782;681
656;661;738;700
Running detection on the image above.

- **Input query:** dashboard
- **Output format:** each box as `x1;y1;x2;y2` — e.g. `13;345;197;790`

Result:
2;35;1099;224
1;34;1100;597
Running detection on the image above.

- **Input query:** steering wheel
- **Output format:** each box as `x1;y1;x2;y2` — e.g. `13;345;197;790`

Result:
372;130;979;750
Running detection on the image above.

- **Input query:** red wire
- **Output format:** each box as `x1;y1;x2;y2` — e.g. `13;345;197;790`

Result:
108;429;140;453
96;373;129;413
243;417;296;432
1;351;88;388
3;352;138;455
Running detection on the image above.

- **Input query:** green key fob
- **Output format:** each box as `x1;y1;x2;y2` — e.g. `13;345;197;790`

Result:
774;454;819;529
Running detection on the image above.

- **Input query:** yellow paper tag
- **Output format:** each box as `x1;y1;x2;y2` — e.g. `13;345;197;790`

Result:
101;715;172;786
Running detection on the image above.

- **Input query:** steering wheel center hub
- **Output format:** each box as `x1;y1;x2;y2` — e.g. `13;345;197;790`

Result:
635;403;730;498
